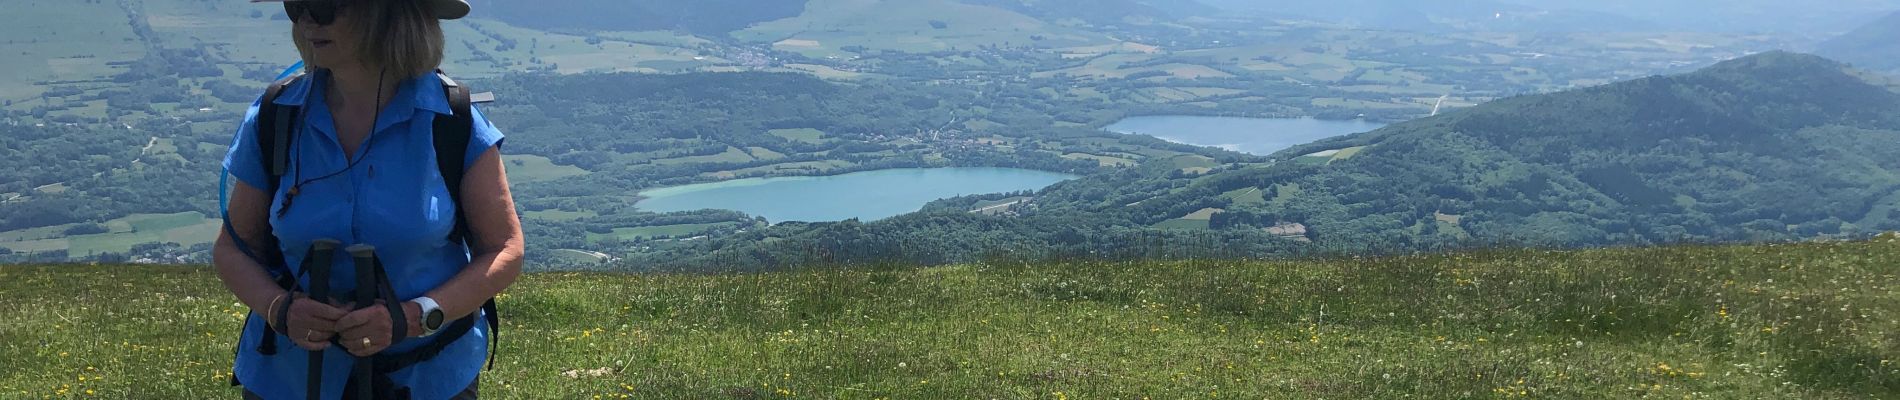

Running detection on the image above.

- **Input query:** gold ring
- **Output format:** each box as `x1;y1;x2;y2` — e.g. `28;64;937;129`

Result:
361;337;373;348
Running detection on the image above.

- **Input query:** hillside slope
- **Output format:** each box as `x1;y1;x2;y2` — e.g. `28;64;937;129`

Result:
2;240;1896;397
1242;51;1900;247
661;51;1900;269
1817;11;1900;74
471;0;809;35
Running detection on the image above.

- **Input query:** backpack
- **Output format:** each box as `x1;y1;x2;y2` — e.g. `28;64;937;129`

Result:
225;71;501;396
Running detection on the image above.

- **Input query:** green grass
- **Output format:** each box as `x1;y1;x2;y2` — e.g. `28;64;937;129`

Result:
1061;152;1137;167
0;212;218;257
0;0;145;100
733;0;1109;56
745;147;788;161
653;147;756;166
522;209;599;222
1157;155;1219;174
1221;187;1268;207
1269;182;1302;208
548;248;612;263
585;223;734;244
504;154;591;183
1152;218;1210;230
1179;207;1225;221
4;241;1897;398
768;128;829;145
1329;146;1368;162
704;161;857;180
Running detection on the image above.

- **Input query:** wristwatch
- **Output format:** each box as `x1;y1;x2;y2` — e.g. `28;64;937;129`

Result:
411;297;446;337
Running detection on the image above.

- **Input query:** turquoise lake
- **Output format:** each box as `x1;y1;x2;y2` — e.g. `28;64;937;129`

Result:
634;168;1080;223
1106;116;1387;156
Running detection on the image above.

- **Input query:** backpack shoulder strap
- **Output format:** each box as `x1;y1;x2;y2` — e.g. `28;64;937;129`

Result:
432;71;475;246
227;73;303;367
257;74;305;191
429;70;501;370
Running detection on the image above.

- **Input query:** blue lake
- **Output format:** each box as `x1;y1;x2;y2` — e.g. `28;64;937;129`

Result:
1106;116;1387;156
634;168;1080;223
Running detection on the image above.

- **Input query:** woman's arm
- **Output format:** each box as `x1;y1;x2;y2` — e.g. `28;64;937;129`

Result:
216;180;348;350
213;181;287;319
339;146;522;349
420;146;525;322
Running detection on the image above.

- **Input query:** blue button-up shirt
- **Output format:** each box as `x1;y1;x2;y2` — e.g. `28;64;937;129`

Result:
222;69;504;400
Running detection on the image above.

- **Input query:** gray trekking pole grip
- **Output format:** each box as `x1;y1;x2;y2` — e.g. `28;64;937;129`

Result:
303;239;341;400
345;244;379;400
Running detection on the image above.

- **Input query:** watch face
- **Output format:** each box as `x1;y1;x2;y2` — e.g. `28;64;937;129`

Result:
425;309;445;330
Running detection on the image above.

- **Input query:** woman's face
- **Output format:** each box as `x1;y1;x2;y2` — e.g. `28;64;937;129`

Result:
289;1;367;71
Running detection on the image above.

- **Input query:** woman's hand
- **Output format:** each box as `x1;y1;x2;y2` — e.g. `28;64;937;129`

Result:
283;294;350;351
336;300;395;357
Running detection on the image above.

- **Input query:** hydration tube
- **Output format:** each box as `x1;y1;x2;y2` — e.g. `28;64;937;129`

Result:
219;61;306;215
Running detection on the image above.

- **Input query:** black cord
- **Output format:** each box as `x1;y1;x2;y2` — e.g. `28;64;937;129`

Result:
279;69;389;218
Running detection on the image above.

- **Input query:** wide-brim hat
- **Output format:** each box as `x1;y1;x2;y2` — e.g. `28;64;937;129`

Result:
251;0;471;20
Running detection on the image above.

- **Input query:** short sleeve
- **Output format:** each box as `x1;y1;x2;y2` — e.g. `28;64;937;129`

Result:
462;104;505;171
222;99;270;190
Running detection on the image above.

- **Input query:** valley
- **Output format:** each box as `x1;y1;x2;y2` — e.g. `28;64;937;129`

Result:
0;0;1884;268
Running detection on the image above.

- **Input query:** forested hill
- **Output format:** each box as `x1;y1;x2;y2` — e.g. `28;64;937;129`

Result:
641;51;1900;270
957;0;1214;24
1817;11;1900;74
1247;51;1900;247
469;0;1207;36
470;0;809;35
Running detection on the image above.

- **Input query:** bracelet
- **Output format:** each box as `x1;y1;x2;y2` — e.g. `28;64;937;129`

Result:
273;292;297;335
264;293;287;332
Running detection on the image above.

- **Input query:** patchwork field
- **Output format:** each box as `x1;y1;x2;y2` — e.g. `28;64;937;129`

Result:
732;0;1110;57
504;154;591;183
585;223;737;244
0;212;219;258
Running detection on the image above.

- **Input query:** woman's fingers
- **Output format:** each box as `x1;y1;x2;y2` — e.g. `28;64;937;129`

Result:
344;330;391;357
333;300;385;331
283;296;350;351
293;336;330;351
338;305;393;356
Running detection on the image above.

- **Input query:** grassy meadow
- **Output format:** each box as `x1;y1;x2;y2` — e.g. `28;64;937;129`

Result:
2;240;1897;398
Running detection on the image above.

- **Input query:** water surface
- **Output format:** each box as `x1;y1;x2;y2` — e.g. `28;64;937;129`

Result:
1106;116;1387;156
635;167;1079;223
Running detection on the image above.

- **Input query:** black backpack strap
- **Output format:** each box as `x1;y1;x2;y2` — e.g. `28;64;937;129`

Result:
433;71;474;246
431;70;501;371
229;74;306;387
481;298;499;370
259;74;303;189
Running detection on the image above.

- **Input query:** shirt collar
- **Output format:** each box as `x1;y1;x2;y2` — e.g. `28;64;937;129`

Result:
269;69;453;116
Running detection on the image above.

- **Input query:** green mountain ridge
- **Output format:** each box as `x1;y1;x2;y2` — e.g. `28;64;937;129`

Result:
1816;11;1900;74
1248;51;1900;245
644;51;1900;270
470;0;810;35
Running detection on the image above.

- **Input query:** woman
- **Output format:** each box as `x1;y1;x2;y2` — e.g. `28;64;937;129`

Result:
213;0;523;398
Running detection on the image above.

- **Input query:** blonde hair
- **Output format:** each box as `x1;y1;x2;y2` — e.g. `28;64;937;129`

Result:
357;0;445;79
295;0;445;79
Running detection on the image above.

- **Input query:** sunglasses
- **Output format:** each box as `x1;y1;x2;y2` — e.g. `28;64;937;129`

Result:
283;1;350;25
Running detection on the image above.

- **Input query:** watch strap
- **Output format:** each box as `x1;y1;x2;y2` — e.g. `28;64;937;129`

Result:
412;296;444;336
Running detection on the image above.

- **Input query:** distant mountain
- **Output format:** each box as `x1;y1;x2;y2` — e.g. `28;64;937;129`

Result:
661;52;1900;268
466;0;1212;37
1200;0;1900;33
1230;51;1900;247
1493;0;1900;33
1196;0;1656;32
1817;11;1900;74
959;0;1216;24
469;0;809;35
